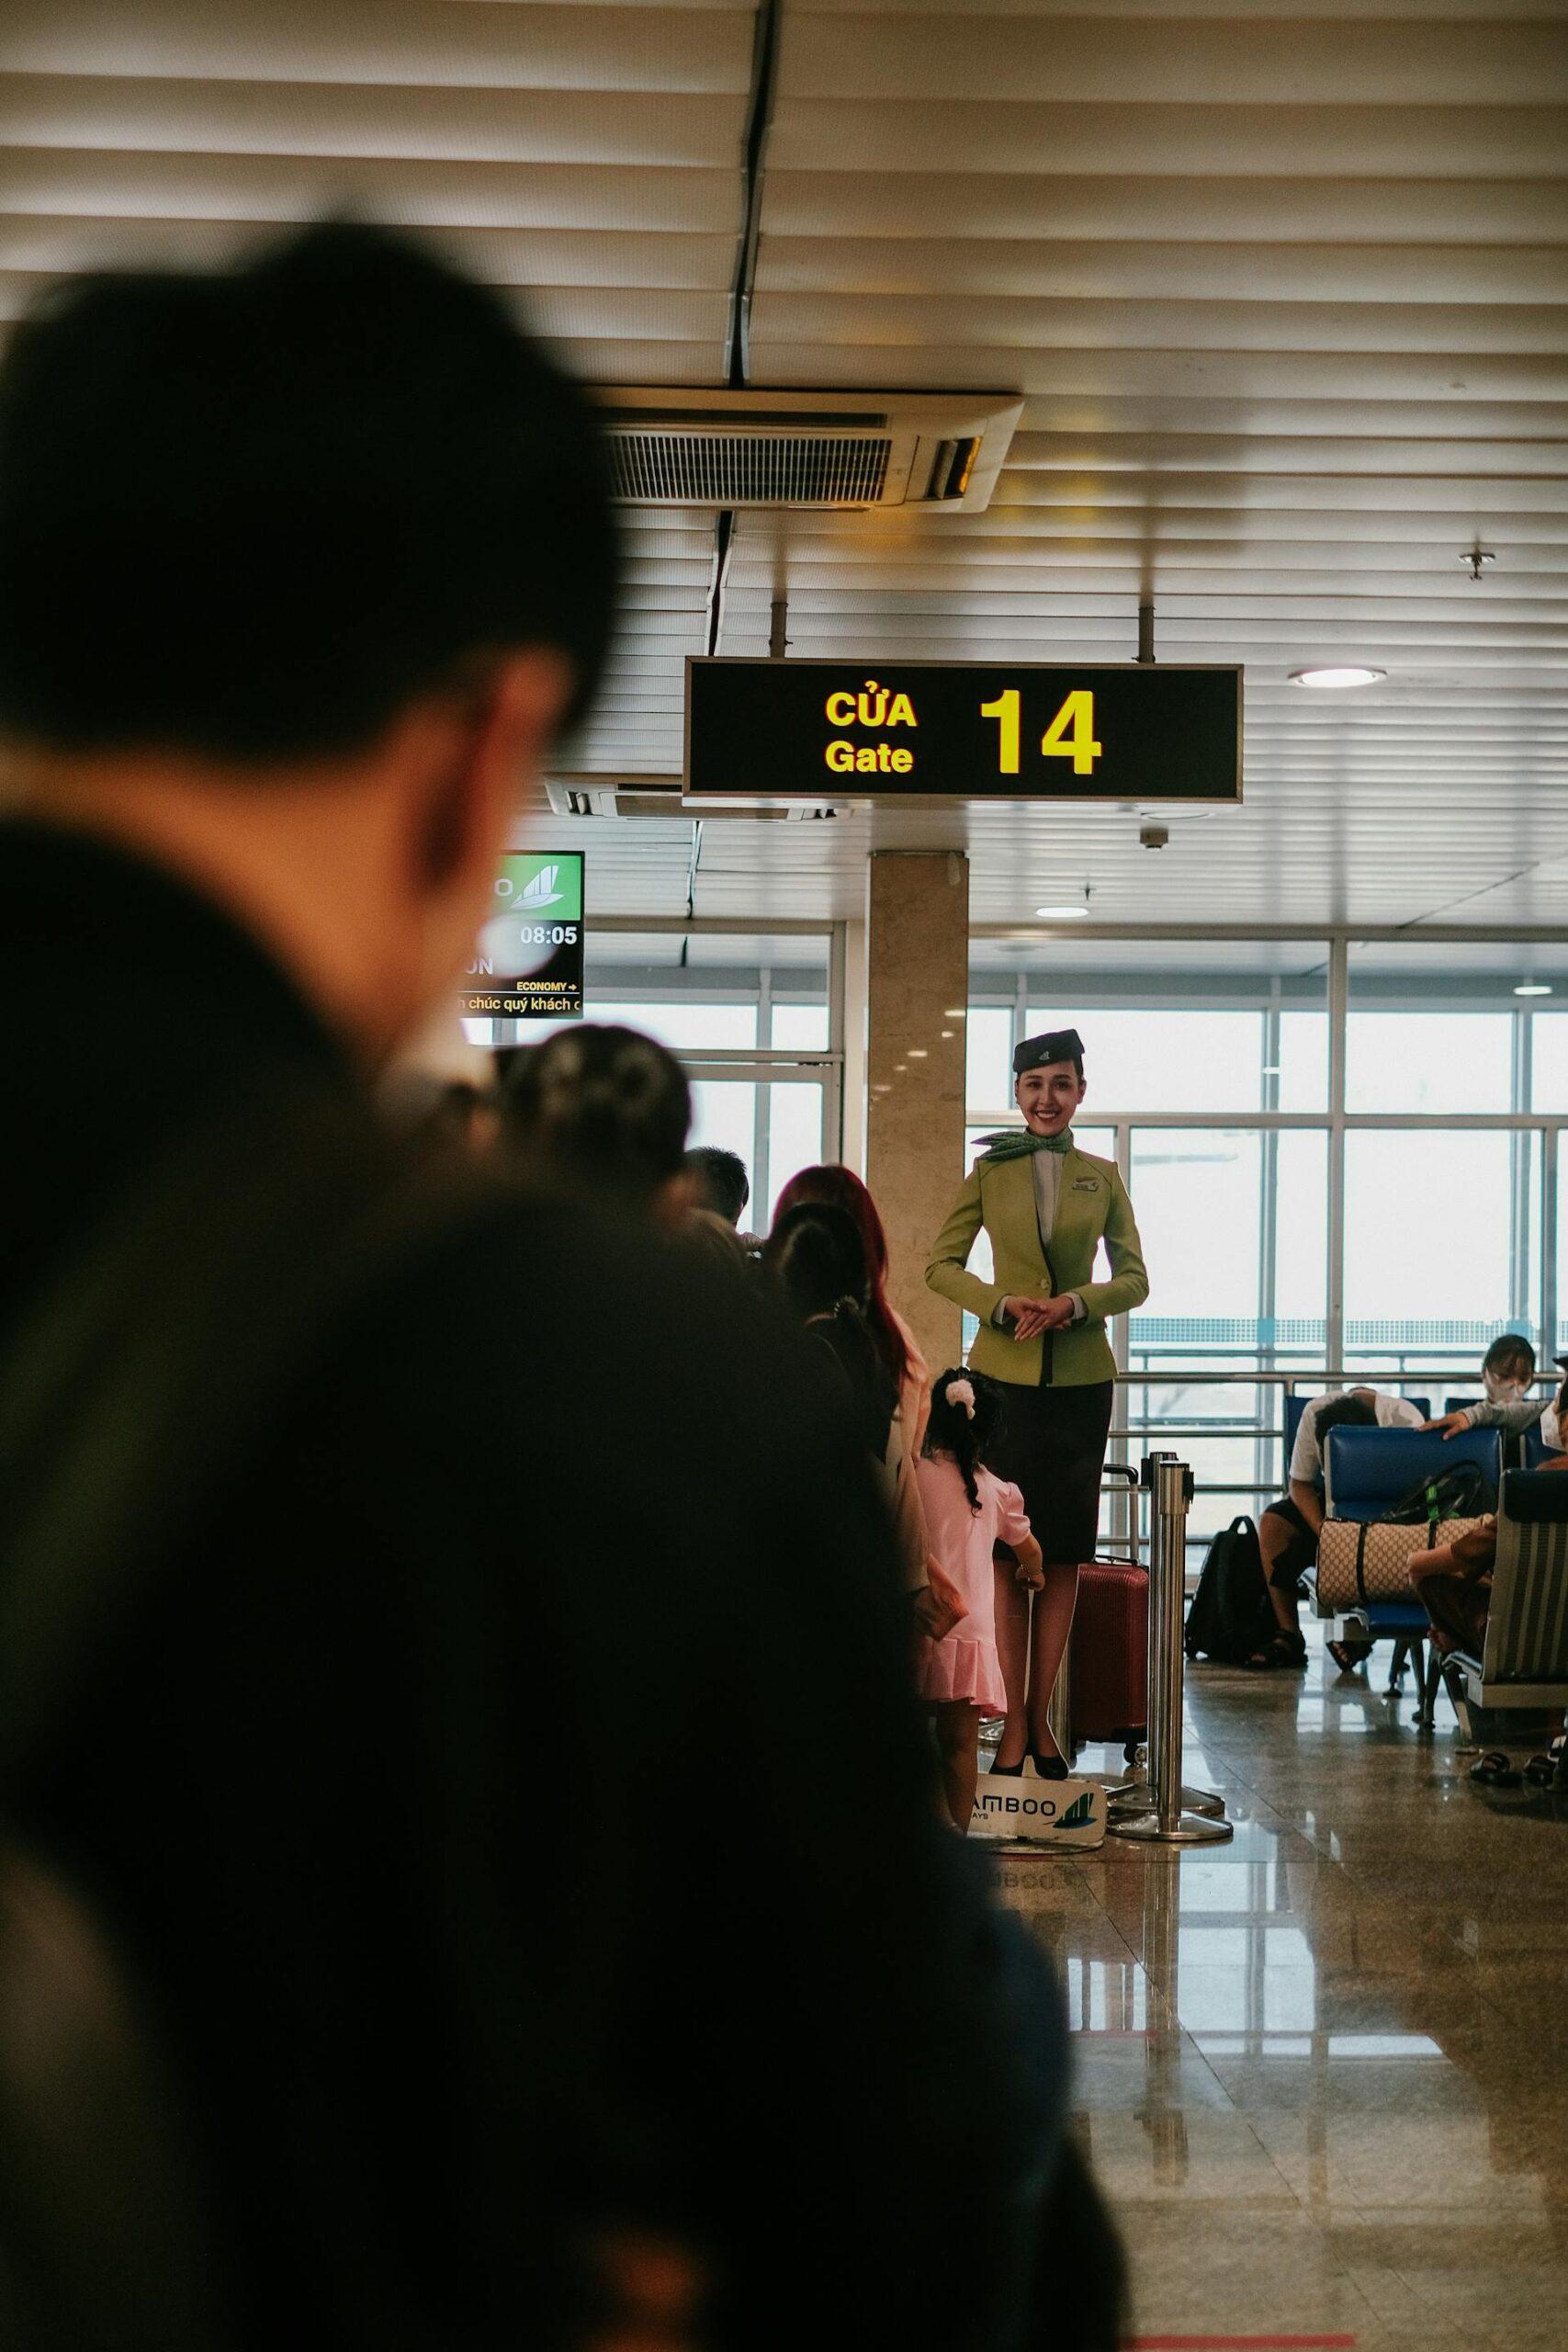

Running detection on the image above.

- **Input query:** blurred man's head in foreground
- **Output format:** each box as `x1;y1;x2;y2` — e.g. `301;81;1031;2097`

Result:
0;220;618;1056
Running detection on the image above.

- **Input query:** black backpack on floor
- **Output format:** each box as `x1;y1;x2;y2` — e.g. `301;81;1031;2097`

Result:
1184;1515;1275;1666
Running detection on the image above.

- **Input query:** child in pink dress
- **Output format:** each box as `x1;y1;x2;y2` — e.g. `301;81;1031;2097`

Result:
916;1369;1044;1832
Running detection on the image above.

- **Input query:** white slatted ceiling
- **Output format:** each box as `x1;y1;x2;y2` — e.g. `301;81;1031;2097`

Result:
2;0;1566;927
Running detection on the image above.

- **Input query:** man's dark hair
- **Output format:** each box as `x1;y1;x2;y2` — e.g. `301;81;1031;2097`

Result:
1314;1393;1379;1442
0;220;618;761
683;1146;750;1225
500;1024;690;1205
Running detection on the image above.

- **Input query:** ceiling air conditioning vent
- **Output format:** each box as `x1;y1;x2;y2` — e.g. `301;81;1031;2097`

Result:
612;430;890;508
596;389;1021;513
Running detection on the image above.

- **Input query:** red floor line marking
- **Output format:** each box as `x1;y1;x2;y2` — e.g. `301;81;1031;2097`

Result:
1129;2338;1357;2349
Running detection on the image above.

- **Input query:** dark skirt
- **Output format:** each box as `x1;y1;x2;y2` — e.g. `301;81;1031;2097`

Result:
984;1380;1114;1568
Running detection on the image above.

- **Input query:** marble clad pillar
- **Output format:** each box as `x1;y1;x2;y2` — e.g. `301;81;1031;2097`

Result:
865;851;969;1375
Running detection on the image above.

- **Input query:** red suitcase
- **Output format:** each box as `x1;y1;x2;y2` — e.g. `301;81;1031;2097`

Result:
1069;1471;1148;1757
1070;1559;1148;1756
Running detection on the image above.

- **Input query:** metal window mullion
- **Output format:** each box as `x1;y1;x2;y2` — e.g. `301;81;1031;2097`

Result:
1326;937;1348;1378
1512;1009;1532;1331
750;968;773;1220
1258;984;1281;1517
1545;1125;1561;1361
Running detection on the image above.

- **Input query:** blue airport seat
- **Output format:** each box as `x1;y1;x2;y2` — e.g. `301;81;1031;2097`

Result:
1282;1390;1309;1464
1314;1425;1502;1725
1324;1423;1498;1523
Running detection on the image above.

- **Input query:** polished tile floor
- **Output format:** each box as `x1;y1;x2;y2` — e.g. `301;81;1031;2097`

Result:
990;1630;1568;2352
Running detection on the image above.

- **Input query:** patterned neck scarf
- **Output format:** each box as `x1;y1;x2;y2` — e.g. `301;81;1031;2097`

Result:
976;1127;1073;1162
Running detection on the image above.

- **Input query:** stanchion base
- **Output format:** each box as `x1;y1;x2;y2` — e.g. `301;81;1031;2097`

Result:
1106;1781;1227;1820
1108;1808;1235;1847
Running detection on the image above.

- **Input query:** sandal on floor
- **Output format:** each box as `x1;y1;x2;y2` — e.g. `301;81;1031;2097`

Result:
1469;1749;1522;1789
1327;1638;1373;1676
1524;1737;1567;1789
1246;1632;1308;1671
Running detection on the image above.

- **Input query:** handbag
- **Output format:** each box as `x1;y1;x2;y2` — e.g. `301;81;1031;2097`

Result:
1316;1515;1489;1610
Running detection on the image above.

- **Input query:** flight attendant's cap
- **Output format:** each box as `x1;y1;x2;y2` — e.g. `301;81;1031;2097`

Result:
1013;1027;1084;1077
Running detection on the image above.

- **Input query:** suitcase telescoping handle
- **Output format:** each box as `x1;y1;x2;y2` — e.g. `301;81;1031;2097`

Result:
1100;1462;1143;1567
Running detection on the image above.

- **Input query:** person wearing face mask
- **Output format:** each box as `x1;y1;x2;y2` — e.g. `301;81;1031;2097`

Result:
925;1029;1148;1777
1427;1337;1558;1454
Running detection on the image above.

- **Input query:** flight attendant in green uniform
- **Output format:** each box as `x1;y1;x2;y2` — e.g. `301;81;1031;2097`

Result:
925;1029;1148;1776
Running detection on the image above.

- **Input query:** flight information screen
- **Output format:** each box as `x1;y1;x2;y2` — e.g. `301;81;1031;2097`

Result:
685;659;1241;803
460;851;584;1020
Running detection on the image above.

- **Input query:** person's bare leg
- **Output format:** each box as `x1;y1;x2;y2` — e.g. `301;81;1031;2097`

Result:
934;1703;984;1832
1258;1511;1301;1635
992;1562;1032;1769
1026;1559;1081;1761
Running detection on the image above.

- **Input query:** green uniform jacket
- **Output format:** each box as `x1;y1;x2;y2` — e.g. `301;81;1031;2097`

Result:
924;1141;1149;1388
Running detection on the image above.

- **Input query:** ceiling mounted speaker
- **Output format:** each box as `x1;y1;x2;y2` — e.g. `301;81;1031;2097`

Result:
596;388;1022;513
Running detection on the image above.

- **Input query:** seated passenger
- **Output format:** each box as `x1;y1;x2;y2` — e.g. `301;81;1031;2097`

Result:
1429;1339;1562;1454
1407;1457;1568;1791
1255;1386;1424;1672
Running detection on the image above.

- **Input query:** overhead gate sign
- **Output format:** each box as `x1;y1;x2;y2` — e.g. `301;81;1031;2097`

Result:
685;659;1241;805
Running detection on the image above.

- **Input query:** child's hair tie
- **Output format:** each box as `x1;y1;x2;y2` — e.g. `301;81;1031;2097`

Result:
947;1376;977;1419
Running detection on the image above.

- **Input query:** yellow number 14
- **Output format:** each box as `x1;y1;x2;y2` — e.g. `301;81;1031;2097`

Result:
980;686;1100;777
1040;689;1100;775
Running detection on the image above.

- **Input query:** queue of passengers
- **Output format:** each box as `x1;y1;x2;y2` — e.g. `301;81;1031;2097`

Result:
481;1023;1039;1841
0;222;1125;2351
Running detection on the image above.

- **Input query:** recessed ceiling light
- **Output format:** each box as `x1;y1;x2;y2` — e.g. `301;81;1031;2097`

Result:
1035;903;1089;921
1288;666;1387;689
1515;982;1553;998
943;1007;967;1019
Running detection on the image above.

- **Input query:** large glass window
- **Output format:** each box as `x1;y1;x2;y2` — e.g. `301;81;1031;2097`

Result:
1347;1012;1512;1115
1533;1013;1568;1114
964;934;1563;1549
1344;1130;1540;1363
1026;1009;1263;1114
1348;943;1517;1114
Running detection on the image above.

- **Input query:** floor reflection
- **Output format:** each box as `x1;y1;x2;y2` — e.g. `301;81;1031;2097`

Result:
992;1626;1568;2352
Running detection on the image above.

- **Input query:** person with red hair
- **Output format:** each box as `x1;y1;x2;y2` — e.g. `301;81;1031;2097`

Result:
774;1164;925;1436
773;1166;967;1636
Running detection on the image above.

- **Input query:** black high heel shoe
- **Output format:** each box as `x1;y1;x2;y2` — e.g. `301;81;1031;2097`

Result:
988;1751;1070;1781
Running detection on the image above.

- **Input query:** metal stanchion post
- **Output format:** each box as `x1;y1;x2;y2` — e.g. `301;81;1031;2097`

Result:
1111;1457;1233;1847
1108;1456;1225;1820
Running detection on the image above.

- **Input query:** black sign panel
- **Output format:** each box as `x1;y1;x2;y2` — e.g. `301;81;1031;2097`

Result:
685;659;1241;803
